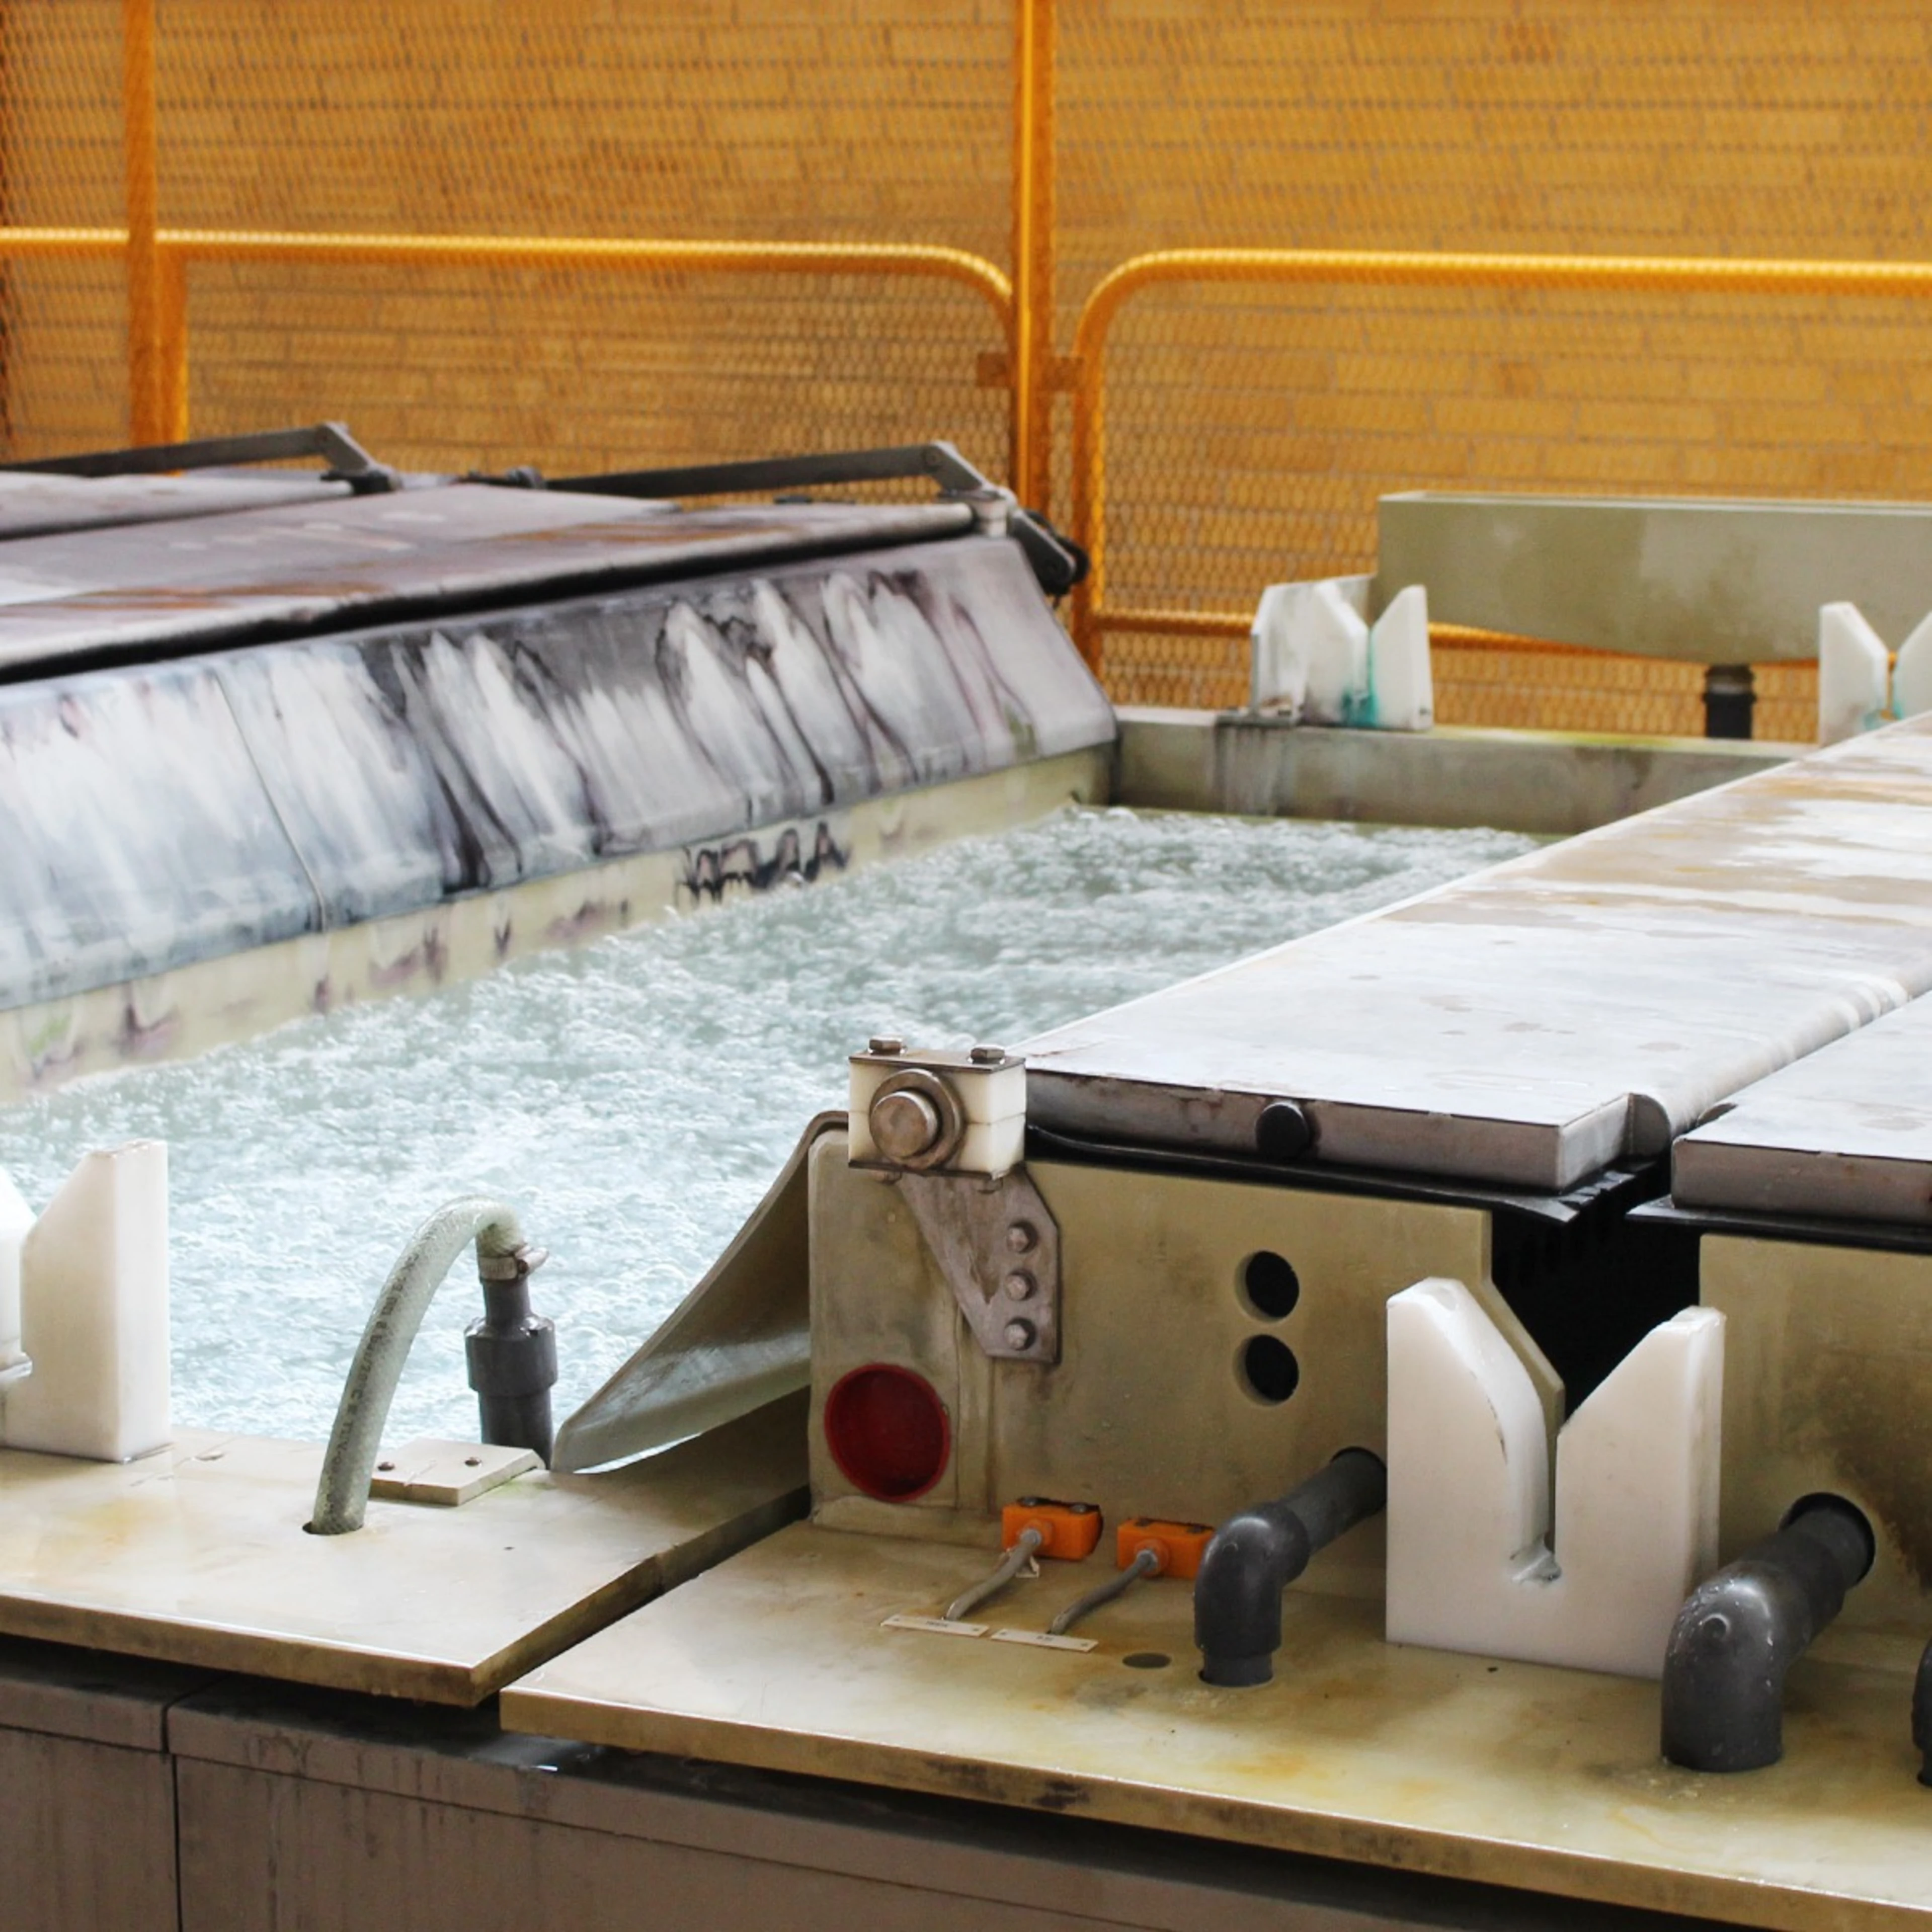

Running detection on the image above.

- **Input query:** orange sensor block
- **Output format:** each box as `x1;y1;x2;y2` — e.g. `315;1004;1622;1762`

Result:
1117;1517;1215;1581
1001;1499;1103;1560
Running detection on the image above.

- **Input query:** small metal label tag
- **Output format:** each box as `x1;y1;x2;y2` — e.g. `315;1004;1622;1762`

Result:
881;1614;989;1638
990;1628;1098;1653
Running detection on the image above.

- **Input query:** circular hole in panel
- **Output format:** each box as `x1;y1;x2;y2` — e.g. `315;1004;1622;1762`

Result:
1239;1250;1301;1321
1122;1651;1172;1670
823;1363;951;1501
1239;1334;1300;1405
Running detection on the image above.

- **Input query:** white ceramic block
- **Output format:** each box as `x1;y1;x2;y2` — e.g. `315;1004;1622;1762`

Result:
1893;610;1932;722
1386;1277;1723;1678
1366;585;1433;732
0;1171;31;1384
1818;602;1892;745
3;1141;171;1462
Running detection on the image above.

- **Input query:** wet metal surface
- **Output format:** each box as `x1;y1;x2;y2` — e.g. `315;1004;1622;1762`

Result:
1674;998;1932;1226
1022;717;1932;1192
0;534;1112;1011
0;487;970;675
0;470;352;542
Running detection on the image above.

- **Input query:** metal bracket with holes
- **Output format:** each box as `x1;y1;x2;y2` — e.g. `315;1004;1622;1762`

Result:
899;1167;1060;1364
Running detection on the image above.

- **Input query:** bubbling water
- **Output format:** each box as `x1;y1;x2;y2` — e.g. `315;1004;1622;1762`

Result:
0;809;1533;1444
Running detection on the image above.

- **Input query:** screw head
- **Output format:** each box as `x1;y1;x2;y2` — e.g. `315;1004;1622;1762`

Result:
376;1461;396;1473
969;1043;1006;1065
1005;1220;1037;1255
868;1035;904;1056
1003;1318;1036;1350
1004;1269;1037;1301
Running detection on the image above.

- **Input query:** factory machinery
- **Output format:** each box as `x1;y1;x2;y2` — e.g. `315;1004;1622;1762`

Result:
0;432;1928;1926
511;706;1932;1928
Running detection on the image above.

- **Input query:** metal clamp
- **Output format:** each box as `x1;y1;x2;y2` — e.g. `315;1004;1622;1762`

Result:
900;1166;1061;1365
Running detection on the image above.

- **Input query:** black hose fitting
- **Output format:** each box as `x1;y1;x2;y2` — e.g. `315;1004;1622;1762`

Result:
1661;1493;1874;1773
1194;1448;1387;1687
466;1245;557;1465
1912;1640;1932;1788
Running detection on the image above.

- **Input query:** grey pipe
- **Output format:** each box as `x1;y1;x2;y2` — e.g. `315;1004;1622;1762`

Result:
1194;1449;1387;1686
1910;1632;1932;1786
1049;1547;1158;1637
1661;1493;1874;1773
307;1197;534;1536
945;1526;1043;1623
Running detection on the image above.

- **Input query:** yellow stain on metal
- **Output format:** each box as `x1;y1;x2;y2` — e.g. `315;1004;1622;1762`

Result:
0;1397;804;1706
505;1519;1932;1931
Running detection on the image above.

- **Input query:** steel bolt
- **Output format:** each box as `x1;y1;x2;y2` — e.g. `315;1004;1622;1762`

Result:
1005;1221;1037;1254
969;1044;1006;1065
1003;1318;1036;1350
868;1035;904;1056
1004;1269;1037;1301
870;1088;942;1162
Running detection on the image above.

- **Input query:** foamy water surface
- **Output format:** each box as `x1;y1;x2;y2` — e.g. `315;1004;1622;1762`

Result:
0;809;1533;1443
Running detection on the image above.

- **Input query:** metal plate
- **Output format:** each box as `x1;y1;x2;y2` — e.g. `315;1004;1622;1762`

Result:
0;1397;804;1704
0;485;972;678
504;1521;1932;1930
1377;491;1932;664
1673;996;1932;1226
1021;717;1932;1192
0;470;351;542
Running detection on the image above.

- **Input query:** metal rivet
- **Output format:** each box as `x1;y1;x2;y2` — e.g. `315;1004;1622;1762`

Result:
969;1044;1006;1065
868;1035;904;1056
1068;1501;1096;1515
1005;1221;1037;1254
1003;1318;1036;1350
1004;1269;1037;1301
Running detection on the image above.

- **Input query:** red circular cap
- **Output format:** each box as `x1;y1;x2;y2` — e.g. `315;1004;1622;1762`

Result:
823;1364;951;1502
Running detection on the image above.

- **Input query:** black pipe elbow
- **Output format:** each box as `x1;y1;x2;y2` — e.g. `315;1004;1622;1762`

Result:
1914;1639;1932;1787
1661;1493;1873;1774
1195;1448;1386;1687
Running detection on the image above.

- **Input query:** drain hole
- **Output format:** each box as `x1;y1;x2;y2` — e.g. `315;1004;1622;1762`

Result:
1240;1251;1300;1321
1240;1334;1300;1405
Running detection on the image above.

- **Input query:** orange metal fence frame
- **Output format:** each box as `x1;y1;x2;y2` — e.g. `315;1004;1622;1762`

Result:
1067;247;1932;674
0;226;1017;463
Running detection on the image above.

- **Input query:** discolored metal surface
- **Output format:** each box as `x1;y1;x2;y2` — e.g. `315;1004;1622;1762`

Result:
504;1521;1932;1931
0;1396;805;1704
1022;717;1932;1191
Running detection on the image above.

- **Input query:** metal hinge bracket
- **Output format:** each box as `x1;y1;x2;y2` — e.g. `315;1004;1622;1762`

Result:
898;1166;1060;1365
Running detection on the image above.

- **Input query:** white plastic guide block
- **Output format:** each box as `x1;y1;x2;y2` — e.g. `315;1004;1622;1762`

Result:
1248;577;1432;730
0;1172;32;1384
1366;585;1434;732
1386;1278;1722;1678
1818;602;1893;746
1894;610;1932;723
2;1141;171;1463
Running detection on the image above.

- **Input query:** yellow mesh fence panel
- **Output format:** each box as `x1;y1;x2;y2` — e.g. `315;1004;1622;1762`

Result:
4;1;1928;740
1057;0;1932;730
3;0;1015;479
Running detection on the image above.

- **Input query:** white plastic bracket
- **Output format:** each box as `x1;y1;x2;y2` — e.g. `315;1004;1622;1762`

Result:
1385;1277;1723;1679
